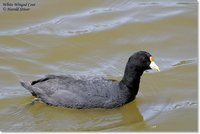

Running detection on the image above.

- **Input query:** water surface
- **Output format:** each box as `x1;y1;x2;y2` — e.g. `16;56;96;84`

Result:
0;0;197;132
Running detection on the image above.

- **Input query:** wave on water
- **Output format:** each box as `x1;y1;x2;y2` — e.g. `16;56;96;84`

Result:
0;1;186;37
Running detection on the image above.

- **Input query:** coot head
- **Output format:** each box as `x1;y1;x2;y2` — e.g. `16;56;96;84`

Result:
121;51;160;94
127;51;160;72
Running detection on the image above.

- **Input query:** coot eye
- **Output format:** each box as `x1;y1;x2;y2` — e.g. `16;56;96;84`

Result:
141;57;146;63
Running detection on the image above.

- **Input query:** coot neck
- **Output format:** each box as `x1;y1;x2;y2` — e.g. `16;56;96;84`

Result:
120;65;144;96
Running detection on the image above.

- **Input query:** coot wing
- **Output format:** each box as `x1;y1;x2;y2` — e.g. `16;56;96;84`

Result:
21;74;119;108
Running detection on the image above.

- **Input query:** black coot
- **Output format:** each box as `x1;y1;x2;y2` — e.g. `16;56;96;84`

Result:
20;51;160;109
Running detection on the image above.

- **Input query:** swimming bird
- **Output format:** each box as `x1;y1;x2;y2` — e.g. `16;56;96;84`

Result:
20;51;160;109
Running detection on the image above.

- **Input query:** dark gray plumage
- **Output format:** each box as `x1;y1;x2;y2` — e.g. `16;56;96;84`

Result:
20;51;160;109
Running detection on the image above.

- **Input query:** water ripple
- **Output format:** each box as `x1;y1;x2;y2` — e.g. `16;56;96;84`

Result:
166;101;197;111
173;59;197;67
0;2;186;37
